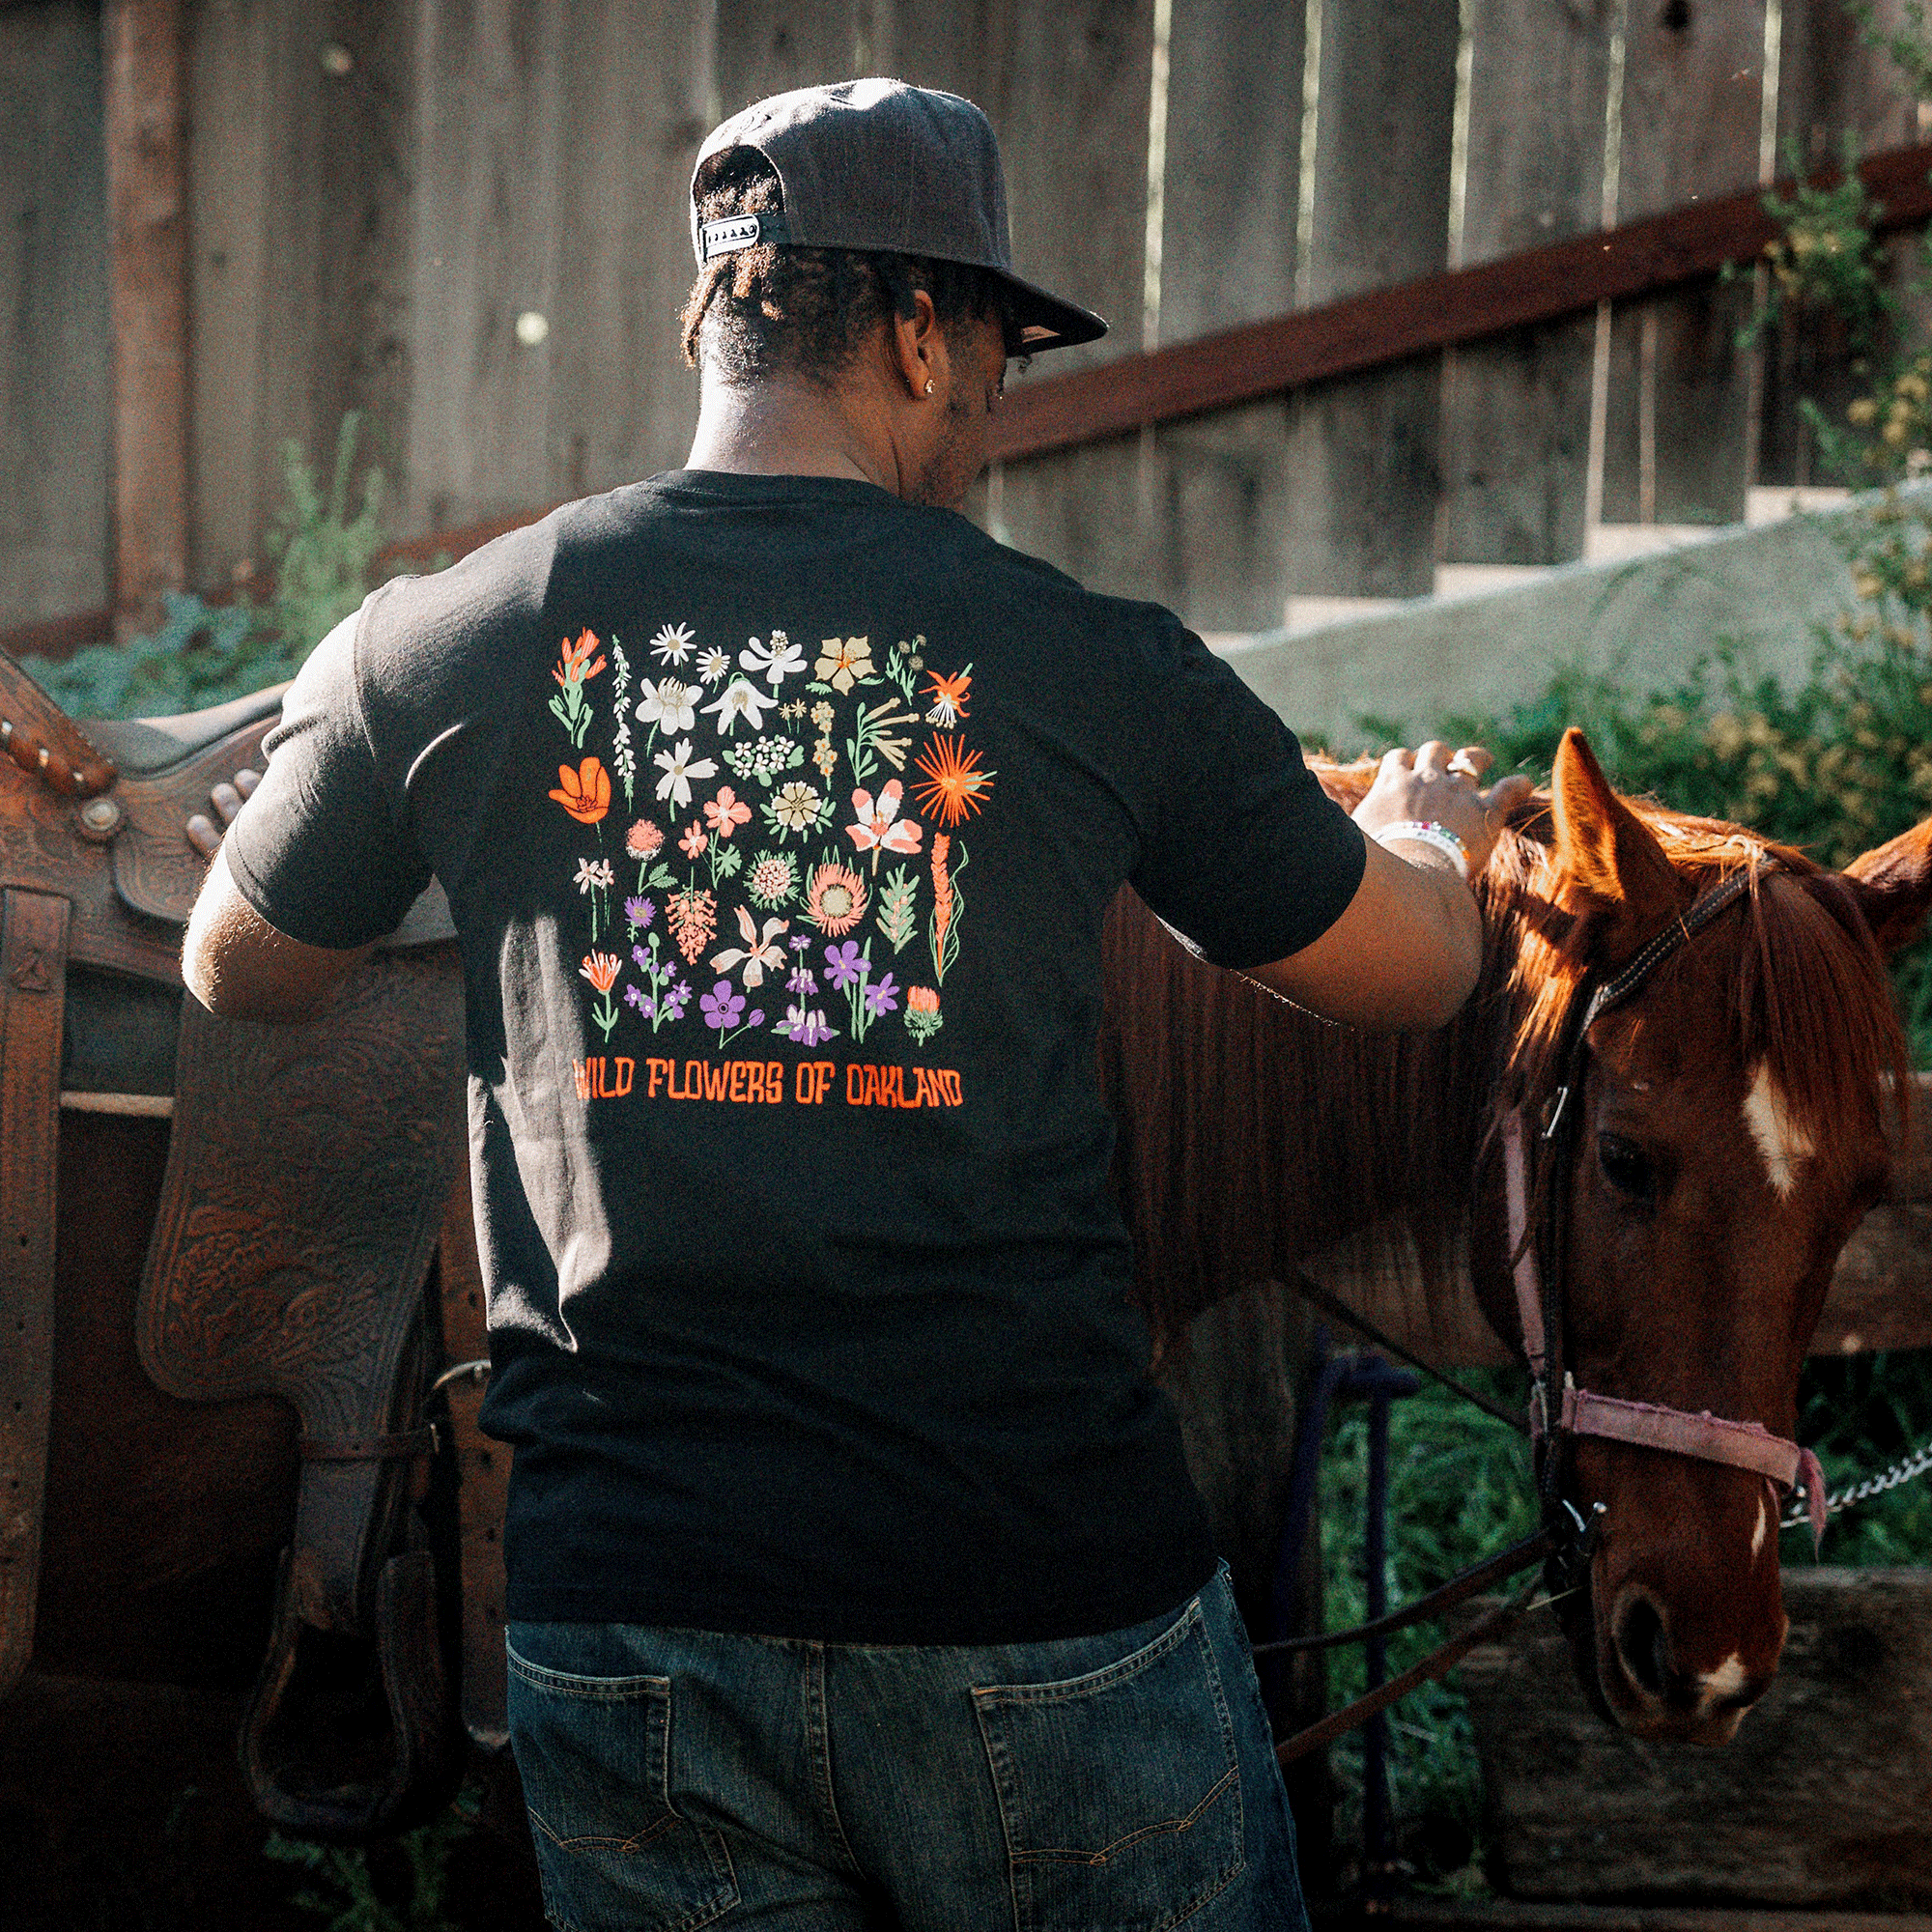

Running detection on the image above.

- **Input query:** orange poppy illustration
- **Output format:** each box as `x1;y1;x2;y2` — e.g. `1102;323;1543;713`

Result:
911;735;996;828
551;756;611;825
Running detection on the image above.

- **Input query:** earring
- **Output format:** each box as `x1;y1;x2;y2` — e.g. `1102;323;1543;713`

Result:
924;379;935;395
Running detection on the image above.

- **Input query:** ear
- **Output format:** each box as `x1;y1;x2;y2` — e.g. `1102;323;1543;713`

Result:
1549;727;1688;959
1843;815;1932;955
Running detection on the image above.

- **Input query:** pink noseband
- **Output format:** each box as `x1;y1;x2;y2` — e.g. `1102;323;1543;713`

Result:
1504;1085;1827;1553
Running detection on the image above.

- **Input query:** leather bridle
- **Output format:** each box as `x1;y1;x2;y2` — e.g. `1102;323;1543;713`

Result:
1504;862;1827;1590
1269;861;1829;1765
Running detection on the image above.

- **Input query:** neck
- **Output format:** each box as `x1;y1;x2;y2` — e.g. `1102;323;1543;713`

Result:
685;373;902;496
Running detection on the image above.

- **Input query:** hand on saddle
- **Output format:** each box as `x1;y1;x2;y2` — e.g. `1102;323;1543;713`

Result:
185;767;261;860
1352;741;1531;880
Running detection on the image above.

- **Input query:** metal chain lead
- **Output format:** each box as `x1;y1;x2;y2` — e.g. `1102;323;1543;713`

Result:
1780;1431;1932;1531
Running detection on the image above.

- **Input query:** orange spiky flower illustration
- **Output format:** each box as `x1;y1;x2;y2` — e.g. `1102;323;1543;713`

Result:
549;630;607;748
911;734;995;829
929;834;965;984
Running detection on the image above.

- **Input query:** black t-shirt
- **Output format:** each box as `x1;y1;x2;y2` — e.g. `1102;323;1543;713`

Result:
224;471;1366;1643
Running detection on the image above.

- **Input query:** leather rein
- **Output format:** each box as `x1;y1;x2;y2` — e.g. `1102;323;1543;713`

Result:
1268;863;1827;1766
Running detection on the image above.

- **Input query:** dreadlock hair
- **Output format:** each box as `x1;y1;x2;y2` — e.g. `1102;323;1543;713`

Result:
681;148;1016;387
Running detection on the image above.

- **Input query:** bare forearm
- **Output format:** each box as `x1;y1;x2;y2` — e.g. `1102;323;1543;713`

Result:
183;848;373;1022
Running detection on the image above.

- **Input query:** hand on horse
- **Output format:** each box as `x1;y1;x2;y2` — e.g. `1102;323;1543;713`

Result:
185;767;262;860
1351;741;1532;880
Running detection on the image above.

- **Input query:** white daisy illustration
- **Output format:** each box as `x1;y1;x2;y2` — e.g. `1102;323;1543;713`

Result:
653;736;720;808
650;622;696;666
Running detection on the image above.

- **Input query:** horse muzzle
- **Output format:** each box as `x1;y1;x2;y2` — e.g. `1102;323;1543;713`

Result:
1577;1523;1790;1745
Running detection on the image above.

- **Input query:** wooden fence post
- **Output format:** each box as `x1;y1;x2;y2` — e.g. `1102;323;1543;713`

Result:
102;0;188;641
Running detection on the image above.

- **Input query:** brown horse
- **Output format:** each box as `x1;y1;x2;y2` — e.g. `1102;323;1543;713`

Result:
12;696;1931;1889
1104;725;1932;1745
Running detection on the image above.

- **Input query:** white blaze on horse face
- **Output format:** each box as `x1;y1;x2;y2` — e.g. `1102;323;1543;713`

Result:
1743;1065;1813;1199
1751;1493;1768;1559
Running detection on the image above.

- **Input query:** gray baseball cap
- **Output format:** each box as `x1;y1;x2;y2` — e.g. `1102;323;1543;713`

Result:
690;78;1108;354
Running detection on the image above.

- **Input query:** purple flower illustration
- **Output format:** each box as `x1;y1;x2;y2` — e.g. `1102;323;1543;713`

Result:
789;933;811;953
632;944;651;971
699;980;745;1032
787;962;818;997
624;984;648;1012
625;895;655;930
824;940;866;991
864;972;900;1018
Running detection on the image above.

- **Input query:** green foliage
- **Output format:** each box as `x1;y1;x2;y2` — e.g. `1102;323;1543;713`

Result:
1849;0;1932;104
16;592;281;722
1734;137;1898;363
265;1792;477;1932
260;412;387;655
1319;1370;1536;1889
16;414;389;722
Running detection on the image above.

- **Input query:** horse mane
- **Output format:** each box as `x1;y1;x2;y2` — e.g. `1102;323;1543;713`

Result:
1105;771;1910;1356
1495;803;1909;1199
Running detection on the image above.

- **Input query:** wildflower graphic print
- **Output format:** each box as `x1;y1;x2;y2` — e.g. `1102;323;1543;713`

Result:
544;626;988;1094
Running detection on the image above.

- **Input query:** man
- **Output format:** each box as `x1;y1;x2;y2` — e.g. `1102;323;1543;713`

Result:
187;78;1524;1932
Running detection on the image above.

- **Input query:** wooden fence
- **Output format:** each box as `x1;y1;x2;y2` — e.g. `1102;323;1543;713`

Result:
5;0;1932;654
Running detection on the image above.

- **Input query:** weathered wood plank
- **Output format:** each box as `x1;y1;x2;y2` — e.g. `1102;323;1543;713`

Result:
1281;0;1460;599
1435;0;1607;569
1604;0;1764;529
549;0;712;497
1600;275;1760;526
0;2;110;630
104;0;189;633
1461;1571;1932;1906
1139;0;1303;632
406;0;570;532
187;0;413;587
984;139;1932;465
1780;0;1923;171
984;0;1154;595
711;0;860;121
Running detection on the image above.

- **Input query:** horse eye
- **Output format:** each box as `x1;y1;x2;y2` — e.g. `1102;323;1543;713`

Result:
1597;1131;1656;1205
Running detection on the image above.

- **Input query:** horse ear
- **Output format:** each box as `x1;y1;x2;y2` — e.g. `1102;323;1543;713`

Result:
1549;727;1686;955
1844;815;1932;956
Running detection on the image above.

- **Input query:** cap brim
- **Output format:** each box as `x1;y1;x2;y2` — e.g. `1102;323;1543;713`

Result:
992;268;1108;354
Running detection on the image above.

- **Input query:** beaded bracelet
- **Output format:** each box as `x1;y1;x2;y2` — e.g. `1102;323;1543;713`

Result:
1373;819;1471;881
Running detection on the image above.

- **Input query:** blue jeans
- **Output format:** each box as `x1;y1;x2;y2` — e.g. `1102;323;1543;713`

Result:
506;1562;1306;1931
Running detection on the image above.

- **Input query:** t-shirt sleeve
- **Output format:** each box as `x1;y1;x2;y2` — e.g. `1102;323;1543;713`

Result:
222;602;433;948
1128;617;1366;971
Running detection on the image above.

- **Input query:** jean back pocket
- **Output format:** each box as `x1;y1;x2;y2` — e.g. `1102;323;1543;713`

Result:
972;1597;1244;1932
506;1643;738;1932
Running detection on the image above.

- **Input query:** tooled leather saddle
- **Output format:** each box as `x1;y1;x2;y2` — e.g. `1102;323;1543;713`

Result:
0;655;504;1840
